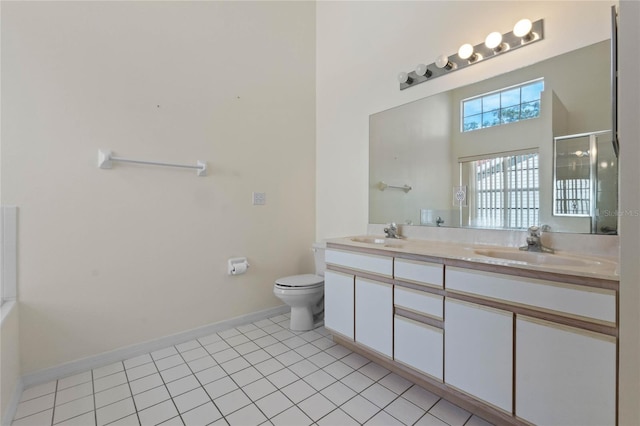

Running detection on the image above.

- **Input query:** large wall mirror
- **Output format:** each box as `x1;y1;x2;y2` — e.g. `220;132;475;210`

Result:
369;39;617;234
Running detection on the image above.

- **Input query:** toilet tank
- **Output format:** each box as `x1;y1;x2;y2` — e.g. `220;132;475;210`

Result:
312;242;326;276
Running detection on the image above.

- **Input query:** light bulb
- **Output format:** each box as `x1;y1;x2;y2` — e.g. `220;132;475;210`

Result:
458;44;474;60
513;18;533;38
485;31;503;49
435;54;453;70
415;63;432;78
397;71;411;84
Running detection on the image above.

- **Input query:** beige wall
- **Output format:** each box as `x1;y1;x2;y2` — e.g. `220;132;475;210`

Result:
1;1;316;374
618;2;640;425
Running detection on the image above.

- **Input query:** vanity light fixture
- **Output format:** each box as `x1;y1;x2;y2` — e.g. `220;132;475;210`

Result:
398;18;544;90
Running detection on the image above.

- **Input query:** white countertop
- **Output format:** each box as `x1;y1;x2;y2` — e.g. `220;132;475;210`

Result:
327;235;619;281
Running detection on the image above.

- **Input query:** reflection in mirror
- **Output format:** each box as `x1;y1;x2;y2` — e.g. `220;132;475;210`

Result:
553;130;617;234
369;40;616;234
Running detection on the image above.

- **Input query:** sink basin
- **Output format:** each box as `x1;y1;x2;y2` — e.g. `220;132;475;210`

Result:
473;248;605;268
351;236;404;247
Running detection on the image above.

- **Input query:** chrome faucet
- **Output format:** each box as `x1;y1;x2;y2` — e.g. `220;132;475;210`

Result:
520;226;554;253
384;222;401;239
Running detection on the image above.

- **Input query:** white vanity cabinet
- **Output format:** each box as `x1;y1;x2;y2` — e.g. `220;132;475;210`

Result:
394;315;443;380
323;270;354;339
355;277;393;357
515;316;616;426
444;298;513;413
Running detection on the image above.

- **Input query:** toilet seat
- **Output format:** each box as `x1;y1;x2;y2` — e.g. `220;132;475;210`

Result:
275;274;324;289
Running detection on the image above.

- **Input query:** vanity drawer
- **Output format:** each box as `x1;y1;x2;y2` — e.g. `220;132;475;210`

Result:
394;258;443;289
394;286;443;320
445;267;616;325
325;249;393;278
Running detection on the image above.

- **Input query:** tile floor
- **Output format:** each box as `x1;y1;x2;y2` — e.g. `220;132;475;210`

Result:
12;313;494;426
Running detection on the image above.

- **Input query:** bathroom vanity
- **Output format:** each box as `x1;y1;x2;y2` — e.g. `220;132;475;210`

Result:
324;236;618;426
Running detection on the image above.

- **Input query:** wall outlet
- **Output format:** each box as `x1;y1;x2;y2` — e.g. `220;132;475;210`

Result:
252;192;266;205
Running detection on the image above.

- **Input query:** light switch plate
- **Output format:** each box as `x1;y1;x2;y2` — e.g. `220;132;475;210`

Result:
253;192;266;205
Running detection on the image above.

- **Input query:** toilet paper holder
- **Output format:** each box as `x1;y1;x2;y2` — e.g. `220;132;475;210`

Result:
228;257;250;275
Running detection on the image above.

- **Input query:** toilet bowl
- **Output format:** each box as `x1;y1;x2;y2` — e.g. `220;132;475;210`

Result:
273;243;325;331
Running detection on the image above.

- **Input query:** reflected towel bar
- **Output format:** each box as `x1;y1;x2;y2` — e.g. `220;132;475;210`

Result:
378;181;412;193
98;150;207;176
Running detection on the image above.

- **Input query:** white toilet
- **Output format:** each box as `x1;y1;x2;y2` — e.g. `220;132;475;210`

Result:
273;243;325;331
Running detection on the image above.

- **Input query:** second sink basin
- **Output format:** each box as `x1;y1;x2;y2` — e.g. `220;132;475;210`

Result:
473;248;605;268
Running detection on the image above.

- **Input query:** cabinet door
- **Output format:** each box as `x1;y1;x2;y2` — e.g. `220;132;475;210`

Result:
516;316;616;426
324;270;354;339
355;277;392;357
394;315;443;381
444;299;513;412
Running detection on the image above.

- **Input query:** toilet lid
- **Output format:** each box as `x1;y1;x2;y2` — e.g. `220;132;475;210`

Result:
275;274;323;288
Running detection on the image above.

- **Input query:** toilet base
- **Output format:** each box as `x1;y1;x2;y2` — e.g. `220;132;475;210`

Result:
289;306;316;331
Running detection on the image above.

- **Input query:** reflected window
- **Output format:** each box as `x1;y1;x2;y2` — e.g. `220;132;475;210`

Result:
462;79;544;132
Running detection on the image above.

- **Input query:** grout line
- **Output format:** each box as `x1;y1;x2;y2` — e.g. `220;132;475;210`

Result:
121;360;142;426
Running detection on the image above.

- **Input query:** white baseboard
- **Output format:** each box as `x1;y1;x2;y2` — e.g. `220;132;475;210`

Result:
2;378;23;426
21;304;289;389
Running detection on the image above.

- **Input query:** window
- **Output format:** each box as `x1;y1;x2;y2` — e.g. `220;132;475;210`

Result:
462;79;544;132
466;152;539;229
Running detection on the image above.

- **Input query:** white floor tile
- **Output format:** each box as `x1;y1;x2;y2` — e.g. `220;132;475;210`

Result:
151;347;178;361
294;343;321;358
358;362;390;382
20;382;57;403
181;347;208;362
262;324;284;335
198;333;222;346
53;395;94;424
255;390;293;419
56;411;96;426
212;348;240;364
214;389;251;416
384;397;425;425
297;392;336;421
274;350;303;367
129;373;164;395
180;401;222;426
220;357;250;375
465;415;494;426
93;362;125;380
340;371;374;393
365;410;404;426
155;355;185;371
107;413;140;426
254;358;285;377
264;342;289;357
96;397;136;426
56;382;93;406
11;409;53;426
218;328;241;339
133;385;171;411
242;378;278;402
253;319;274;329
237;323;259;333
280;380;317;404
311;337;336;351
254;335;279;348
157;415;183;426
244;329;268;340
138;400;179;426
299;331;323;342
243;349;271;365
303;369;336;391
173;387;211;413
166;375;200;398
323;360;354;380
226;334;250;347
187;355;217;373
94;372;127;393
95;384;133;409
226;403;267;426
194;366;226;386
378;373;413;395
282;336;306;349
203;376;238;400
266;368;299;389
324;344;352;360
160;364;192;384
288;359;318;378
204;340;230;355
428;399;472;426
235;341;260;356
361;383;397;408
415;412;449;426
126;362;158;381
230;366;262;387
270;406;312;426
320;381;357;406
341;353;370;370
316;408;359;426
272;329;295;342
176;340;201;353
124;354;153;370
402;385;440;411
340;394;380;424
58;372;92;391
